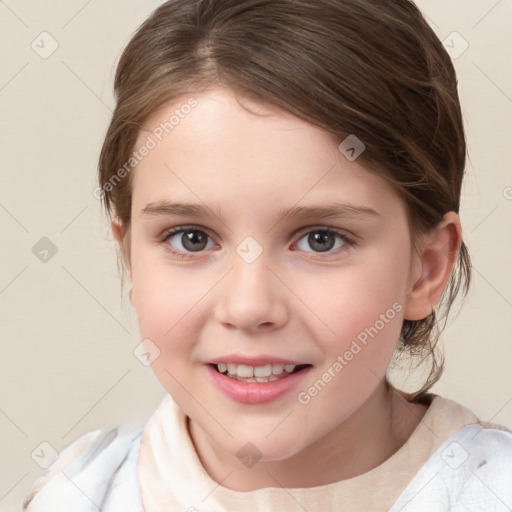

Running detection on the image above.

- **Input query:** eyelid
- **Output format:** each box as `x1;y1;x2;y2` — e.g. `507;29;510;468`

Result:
293;224;357;241
158;224;216;243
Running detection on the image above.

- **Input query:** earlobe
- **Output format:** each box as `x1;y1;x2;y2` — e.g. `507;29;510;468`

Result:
403;212;462;321
111;217;133;282
111;218;123;243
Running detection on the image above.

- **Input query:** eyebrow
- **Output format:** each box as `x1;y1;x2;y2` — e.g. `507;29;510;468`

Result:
140;200;379;222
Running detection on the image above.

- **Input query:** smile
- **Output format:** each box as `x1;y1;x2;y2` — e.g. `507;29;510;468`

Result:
214;363;309;382
206;363;312;404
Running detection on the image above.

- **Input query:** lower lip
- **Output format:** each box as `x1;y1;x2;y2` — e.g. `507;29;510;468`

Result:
205;364;311;405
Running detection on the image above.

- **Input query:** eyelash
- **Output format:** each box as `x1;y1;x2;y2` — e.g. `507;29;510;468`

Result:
158;225;356;260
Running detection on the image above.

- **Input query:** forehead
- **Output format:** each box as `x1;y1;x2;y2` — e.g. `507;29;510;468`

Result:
138;86;338;158
131;87;403;221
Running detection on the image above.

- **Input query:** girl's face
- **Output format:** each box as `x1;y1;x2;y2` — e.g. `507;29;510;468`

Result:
127;86;418;461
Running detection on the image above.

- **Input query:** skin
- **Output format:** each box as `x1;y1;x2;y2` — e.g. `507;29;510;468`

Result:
112;86;461;490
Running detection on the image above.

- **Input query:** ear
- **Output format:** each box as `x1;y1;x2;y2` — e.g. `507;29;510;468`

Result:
403;212;462;321
111;217;123;244
111;217;132;281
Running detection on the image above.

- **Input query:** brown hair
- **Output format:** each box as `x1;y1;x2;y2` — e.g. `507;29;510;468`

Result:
98;0;471;403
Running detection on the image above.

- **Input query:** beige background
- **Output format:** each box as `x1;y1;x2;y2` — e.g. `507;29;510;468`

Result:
1;0;511;509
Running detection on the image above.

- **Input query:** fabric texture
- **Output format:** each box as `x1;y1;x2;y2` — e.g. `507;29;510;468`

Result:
20;393;512;511
21;428;144;512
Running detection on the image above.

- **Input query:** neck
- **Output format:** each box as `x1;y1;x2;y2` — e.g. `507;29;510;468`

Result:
188;381;429;491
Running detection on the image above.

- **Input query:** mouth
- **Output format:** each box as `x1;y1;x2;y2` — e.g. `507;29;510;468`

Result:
206;361;313;404
209;362;311;383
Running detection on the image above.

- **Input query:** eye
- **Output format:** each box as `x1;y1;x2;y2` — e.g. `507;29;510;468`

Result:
160;226;215;258
159;225;355;259
293;227;354;256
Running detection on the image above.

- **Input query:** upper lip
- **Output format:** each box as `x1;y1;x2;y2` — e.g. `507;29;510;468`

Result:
205;354;310;366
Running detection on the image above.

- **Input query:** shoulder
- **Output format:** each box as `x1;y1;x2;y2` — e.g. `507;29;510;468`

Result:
452;419;512;477
21;426;143;512
390;421;512;512
449;423;512;510
422;393;512;478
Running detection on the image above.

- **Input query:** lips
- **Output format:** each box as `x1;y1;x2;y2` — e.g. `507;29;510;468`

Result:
205;361;312;404
206;354;308;367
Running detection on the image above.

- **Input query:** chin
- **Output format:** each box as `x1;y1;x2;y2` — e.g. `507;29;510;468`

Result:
220;429;310;464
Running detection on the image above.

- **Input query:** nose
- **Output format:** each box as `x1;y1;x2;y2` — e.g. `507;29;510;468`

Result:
213;250;289;332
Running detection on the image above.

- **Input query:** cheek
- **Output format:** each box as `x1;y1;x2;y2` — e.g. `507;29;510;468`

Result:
132;267;204;402
131;255;204;357
301;262;406;334
292;251;408;373
293;270;405;419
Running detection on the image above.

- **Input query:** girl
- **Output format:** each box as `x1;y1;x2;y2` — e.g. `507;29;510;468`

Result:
21;0;512;510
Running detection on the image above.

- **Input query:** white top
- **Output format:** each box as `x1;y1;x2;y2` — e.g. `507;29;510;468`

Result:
21;392;512;511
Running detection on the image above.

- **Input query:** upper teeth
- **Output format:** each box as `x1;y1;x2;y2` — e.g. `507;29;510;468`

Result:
217;363;296;377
